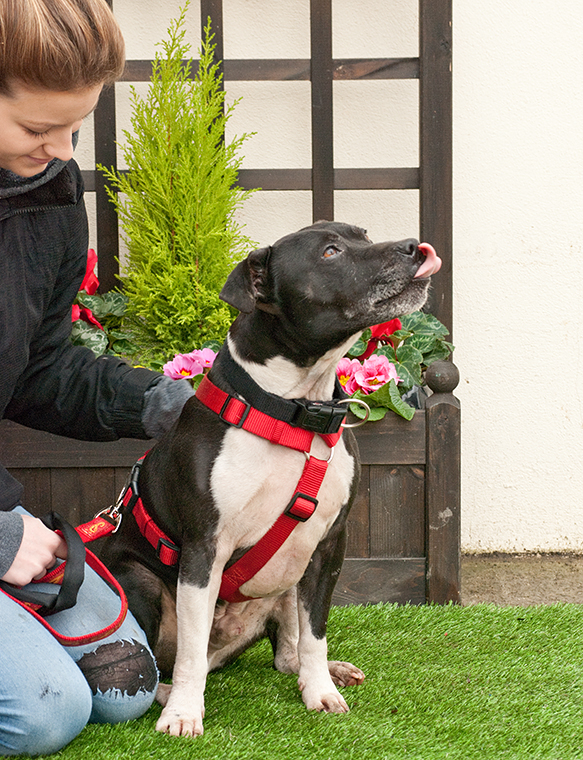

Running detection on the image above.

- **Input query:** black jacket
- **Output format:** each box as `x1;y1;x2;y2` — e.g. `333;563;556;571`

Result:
0;159;160;512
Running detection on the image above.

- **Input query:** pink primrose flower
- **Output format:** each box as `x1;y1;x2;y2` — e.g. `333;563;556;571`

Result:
185;348;217;368
353;354;400;394
336;357;362;395
163;353;205;380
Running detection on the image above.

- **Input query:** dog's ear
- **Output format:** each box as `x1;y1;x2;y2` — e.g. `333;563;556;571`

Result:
219;246;272;313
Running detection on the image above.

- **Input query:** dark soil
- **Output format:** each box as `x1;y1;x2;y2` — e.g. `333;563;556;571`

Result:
461;553;583;606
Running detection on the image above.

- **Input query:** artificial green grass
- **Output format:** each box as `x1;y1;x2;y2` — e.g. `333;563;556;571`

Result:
30;603;583;760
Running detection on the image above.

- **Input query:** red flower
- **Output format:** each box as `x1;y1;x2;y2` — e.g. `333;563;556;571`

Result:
361;318;402;359
71;249;104;330
80;248;99;295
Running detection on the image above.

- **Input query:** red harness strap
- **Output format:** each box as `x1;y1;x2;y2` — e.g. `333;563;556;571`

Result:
195;374;345;603
196;374;343;450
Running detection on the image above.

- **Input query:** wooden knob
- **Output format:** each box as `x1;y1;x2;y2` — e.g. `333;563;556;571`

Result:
425;361;459;394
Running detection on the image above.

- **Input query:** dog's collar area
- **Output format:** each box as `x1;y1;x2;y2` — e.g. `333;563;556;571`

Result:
217;343;348;436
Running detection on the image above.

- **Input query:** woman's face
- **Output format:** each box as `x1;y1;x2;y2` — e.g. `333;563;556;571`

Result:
0;82;102;177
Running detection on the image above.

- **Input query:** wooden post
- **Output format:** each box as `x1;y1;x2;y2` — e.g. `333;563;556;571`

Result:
425;360;460;603
310;0;334;222
94;0;119;292
419;0;453;334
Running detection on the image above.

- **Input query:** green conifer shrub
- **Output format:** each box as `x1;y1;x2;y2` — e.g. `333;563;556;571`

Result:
100;4;256;366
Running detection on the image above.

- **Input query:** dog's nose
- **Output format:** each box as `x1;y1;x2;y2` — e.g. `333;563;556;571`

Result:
398;238;419;256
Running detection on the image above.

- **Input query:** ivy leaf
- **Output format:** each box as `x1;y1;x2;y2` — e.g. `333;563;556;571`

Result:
112;338;138;355
423;341;455;366
375;345;398;363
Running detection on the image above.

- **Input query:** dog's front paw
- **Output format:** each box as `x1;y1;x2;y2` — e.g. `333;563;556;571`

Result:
156;706;204;737
299;679;349;714
328;660;365;687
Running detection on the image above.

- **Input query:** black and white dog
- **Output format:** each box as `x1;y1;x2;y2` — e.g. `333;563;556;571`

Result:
101;221;441;737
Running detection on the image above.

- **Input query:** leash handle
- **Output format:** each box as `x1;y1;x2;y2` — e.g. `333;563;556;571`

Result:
0;512;85;616
0;512;129;647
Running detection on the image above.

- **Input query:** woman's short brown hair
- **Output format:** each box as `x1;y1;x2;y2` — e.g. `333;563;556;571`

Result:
0;0;125;95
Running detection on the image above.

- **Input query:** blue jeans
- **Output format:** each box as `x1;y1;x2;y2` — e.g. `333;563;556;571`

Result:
0;509;158;756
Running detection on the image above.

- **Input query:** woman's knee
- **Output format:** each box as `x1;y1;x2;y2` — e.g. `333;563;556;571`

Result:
75;637;159;723
0;668;92;756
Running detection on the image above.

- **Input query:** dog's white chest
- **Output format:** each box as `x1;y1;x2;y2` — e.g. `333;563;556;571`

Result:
210;427;354;596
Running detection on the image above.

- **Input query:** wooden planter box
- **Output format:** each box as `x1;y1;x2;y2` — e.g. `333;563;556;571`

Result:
0;363;460;606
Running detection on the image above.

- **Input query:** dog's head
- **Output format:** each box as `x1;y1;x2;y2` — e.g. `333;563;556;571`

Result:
220;221;441;358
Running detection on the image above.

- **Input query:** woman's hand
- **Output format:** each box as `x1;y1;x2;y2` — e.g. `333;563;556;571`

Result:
1;515;67;586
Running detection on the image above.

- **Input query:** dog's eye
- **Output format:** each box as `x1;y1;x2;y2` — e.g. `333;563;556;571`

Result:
323;245;341;259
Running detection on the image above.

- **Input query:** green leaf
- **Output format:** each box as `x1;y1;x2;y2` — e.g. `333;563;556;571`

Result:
389;328;413;341
350;381;415;421
100;291;129;317
111;338;139;355
407;334;437;355
393;362;421;390
368;380;415;421
70;322;108;356
347;329;371;358
423;342;454;366
349;402;386;421
396;343;424;366
202;339;223;352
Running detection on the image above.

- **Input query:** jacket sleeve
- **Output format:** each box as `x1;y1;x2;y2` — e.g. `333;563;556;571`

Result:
3;180;162;442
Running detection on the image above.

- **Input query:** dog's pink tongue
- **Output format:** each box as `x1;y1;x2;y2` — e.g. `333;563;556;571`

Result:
414;243;442;279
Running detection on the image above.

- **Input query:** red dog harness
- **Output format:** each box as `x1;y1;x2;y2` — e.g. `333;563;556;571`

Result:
113;372;346;604
196;375;344;602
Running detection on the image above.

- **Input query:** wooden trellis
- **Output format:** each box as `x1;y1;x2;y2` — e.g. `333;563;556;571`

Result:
95;0;452;331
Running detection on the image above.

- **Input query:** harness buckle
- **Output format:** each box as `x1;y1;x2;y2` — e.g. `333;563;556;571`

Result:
284;492;318;522
291;399;346;435
156;536;180;562
219;395;251;428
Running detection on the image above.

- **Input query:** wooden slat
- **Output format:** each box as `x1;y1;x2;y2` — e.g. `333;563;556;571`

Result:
345;465;370;558
310;0;334;222
334;167;419;190
353;410;425;465
333;557;426;606
8;469;51;514
85;167;419;193
0;421;152;468
369;465;425;558
121;58;418;83
49;468;118;526
419;0;453;334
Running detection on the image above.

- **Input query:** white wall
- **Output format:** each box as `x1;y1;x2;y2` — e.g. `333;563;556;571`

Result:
454;1;583;551
83;1;583;553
